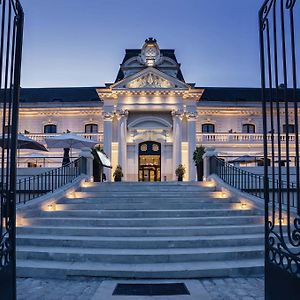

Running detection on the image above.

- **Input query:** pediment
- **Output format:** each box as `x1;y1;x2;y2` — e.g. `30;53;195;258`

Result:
111;67;189;90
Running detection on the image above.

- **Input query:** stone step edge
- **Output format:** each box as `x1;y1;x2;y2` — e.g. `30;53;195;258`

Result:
16;244;264;255
16;258;264;272
23;216;263;221
16;233;264;241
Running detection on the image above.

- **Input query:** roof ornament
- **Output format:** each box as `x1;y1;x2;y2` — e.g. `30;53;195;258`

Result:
139;37;161;67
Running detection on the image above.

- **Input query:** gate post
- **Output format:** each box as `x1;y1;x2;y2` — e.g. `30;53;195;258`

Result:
203;147;217;181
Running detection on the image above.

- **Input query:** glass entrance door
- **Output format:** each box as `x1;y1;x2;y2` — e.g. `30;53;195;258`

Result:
138;141;161;182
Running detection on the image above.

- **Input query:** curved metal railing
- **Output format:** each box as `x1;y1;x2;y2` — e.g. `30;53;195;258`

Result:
16;157;85;203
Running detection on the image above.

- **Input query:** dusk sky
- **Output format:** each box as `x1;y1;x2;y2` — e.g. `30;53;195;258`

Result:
21;0;264;88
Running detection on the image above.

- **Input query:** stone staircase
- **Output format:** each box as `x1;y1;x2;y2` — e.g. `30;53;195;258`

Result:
16;182;264;279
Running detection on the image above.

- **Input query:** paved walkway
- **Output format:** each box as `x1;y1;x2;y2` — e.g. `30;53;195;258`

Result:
17;277;264;300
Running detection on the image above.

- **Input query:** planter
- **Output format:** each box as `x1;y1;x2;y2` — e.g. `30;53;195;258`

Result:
196;162;204;181
178;176;183;182
114;177;122;182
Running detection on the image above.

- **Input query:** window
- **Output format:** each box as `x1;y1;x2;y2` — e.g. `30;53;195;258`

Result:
202;123;215;133
242;124;255;133
3;125;9;134
85;124;98;133
44;124;57;134
283;124;295;134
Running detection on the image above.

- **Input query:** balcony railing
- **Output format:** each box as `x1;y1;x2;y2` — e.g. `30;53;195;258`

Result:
24;132;296;146
197;133;296;144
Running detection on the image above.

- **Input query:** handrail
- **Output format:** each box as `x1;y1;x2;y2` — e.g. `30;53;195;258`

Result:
16;157;85;203
210;156;297;208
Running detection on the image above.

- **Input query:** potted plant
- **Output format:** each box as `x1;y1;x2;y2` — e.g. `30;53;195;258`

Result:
113;165;123;182
193;146;205;181
175;164;185;181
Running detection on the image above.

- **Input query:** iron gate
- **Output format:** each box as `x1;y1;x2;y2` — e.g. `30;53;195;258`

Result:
0;1;24;300
259;0;300;299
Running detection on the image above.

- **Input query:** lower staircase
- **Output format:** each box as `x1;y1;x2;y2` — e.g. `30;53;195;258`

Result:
16;182;264;279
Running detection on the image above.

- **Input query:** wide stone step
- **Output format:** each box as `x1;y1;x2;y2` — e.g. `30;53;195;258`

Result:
74;191;223;198
25;216;264;227
57;197;236;205
16;233;264;249
17;245;264;264
81;182;215;192
39;208;262;218
81;187;217;193
55;202;238;210
16;258;264;279
17;224;264;237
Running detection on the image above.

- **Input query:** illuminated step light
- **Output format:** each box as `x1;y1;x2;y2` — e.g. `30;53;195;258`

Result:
221;189;229;198
16;215;30;227
241;202;247;209
47;203;56;211
66;191;76;199
202;180;216;188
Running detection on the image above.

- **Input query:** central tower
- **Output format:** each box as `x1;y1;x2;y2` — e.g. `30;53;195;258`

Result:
97;38;202;181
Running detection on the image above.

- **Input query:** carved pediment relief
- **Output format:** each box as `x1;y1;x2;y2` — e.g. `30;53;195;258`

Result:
127;73;174;89
110;67;190;90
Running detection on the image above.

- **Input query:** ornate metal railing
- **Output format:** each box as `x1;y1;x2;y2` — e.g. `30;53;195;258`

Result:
210;156;298;208
16;157;85;204
197;133;298;144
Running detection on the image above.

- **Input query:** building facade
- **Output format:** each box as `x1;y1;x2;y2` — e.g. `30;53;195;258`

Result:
15;38;299;181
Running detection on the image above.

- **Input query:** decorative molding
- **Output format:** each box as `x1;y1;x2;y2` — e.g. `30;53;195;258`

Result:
127;72;173;89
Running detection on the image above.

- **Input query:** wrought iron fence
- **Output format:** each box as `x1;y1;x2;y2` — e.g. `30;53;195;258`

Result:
16;157;85;203
210;156;298;208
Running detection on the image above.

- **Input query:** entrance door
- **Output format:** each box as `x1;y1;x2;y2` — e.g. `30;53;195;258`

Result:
138;141;161;182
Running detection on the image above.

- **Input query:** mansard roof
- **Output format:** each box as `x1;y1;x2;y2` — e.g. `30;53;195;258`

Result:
18;87;102;103
199;87;300;102
115;49;185;83
0;86;297;104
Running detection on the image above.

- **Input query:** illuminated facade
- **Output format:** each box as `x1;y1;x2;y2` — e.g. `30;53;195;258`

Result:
16;38;297;181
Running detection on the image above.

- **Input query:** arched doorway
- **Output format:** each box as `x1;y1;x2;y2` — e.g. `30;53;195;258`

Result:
138;141;161;181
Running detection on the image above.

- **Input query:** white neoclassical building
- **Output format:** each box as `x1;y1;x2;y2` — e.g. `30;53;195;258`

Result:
16;38;299;181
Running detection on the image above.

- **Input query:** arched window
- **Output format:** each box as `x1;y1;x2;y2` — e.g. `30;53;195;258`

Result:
85;123;98;133
44;124;57;134
242;124;255;133
202;123;215;133
283;124;295;133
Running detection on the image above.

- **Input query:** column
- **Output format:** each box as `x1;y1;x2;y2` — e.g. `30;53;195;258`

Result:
118;110;128;180
103;112;113;181
187;112;197;181
172;110;183;180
